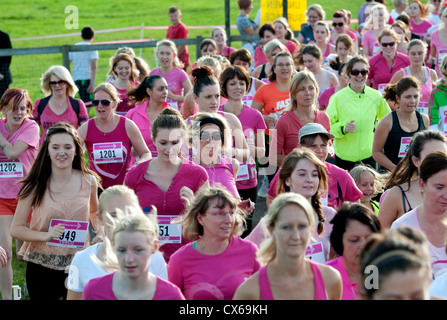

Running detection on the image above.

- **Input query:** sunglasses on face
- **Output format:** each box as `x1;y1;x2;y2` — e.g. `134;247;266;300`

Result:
200;131;222;141
92;99;113;107
49;80;67;86
332;22;344;27
381;42;396;47
350;69;369;76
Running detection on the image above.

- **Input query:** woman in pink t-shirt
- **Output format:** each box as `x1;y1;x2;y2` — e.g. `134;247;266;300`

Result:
234;192;342;300
361;3;390;59
311;21;335;60
212;27;236;59
253;22;277;68
270;70;331;167
126;75;169;162
168;187;260;300
219;66;267;235
325;202;381;300
407;0;433;41
124;108;209;263
273;17;299;55
77;83;151;188
151;39;192;112
0;88;39;300
33;65;89;145
82;209;185;300
107;53;140;115
427;7;447;77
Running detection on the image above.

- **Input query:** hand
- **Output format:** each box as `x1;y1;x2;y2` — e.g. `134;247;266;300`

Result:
0;246;7;268
46;224;65;241
264;115;277;127
345;120;356;133
0;73;4;80
238;199;255;216
87;83;95;94
180;186;194;208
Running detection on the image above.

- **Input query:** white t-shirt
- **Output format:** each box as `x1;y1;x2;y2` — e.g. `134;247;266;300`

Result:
391;207;447;280
69;41;99;81
67;243;168;292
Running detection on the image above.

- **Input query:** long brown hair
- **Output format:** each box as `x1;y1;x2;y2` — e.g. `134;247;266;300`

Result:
18;122;101;207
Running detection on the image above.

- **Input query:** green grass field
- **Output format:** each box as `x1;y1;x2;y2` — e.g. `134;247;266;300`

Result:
1;0;366;300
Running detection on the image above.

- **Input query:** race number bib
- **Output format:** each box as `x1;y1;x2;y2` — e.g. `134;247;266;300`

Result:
157;215;182;244
305;242;325;263
416;102;429;115
0;157;23;178
242;95;253;108
378;83;388;95
398;137;412;158
439;106;447;137
236;163;249;181
47;219;89;249
93;142;124;164
438;49;447;66
167;99;179;111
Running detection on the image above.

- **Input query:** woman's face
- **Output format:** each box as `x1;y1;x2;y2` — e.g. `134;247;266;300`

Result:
261;30;276;45
372;268;430;300
396;86;419;112
357;171;376;203
274;22;287;39
226;76;247;101
303;53;320;72
233;58;251;71
197;200;235;240
157;45;175;68
94;90;116;119
201;44;217;56
286;158;320;199
380;35;397;58
271;203;312;259
195;84;220;112
307;9;321;27
115;60;132;80
114;230;155;280
413;140;447;169
268;47;282;63
393;26;406;42
348;62;369;90
407;2;422;18
313;25;328;43
147;78;168;104
154;128;183;163
273;56;294;80
100;196;138;238
50;74;68;96
48;133;76;170
342;219;374;269
213;29;227;46
372;8;386;27
198;123;222;160
305;135;329;162
294;79;316;108
420;168;447;213
332;17;347;34
336;41;351;60
5;98;28;127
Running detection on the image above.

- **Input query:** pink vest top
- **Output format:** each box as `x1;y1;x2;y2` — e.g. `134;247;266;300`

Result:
259;259;328;300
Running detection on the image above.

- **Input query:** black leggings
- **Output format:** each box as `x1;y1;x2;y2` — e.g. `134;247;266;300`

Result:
26;262;68;300
238;186;257;238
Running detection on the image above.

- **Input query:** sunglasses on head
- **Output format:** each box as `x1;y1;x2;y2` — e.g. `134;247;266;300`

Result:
49;80;67;86
200;131;222;141
332;22;344;27
92;99;113;107
381;42;396;47
350;69;369;76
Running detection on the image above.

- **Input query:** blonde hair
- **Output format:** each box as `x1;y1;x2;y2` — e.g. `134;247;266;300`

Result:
349;164;386;198
94;206;159;273
156;39;184;69
40;65;78;97
98;185;141;219
289;70;319;110
436;55;447;87
93;82;122;104
257;193;315;265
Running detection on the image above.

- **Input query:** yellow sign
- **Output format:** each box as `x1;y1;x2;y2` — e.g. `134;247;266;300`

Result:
260;0;307;31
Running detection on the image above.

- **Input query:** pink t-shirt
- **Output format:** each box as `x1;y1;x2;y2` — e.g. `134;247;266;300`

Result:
84;116;132;188
410;19;433;40
199;155;239;198
361;29;380;56
284;40;298;55
254;45;268;68
32;97;88;145
82;273;185;300
272;110;331;157
368;52;411;90
150;67;188;111
325;256;357;300
110;82;139;116
124;157;208;262
428;29;447;77
267;162;363;210
167;236;261;300
0;118;39;199
318;87;336;111
234;105;267;190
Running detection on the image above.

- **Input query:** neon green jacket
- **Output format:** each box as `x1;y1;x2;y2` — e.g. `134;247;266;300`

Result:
428;85;447;125
326;85;391;162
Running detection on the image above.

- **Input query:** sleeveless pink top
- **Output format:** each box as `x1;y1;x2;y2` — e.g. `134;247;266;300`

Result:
84;116;132;188
259;259;328;300
401;66;433;116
